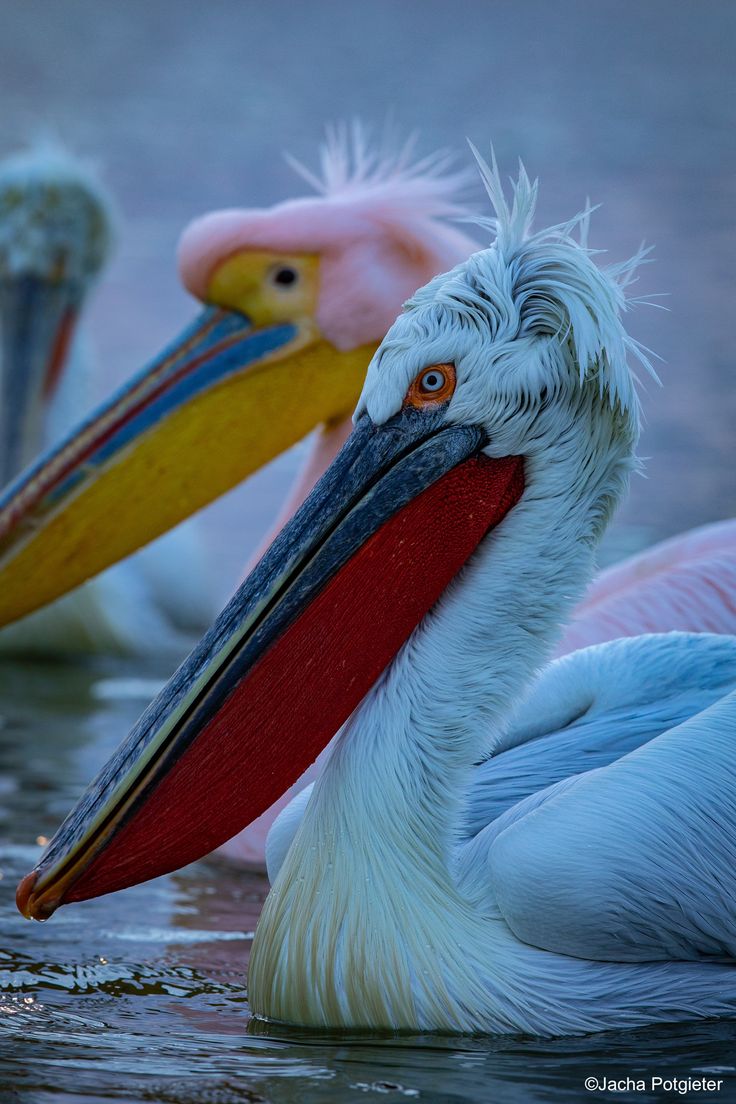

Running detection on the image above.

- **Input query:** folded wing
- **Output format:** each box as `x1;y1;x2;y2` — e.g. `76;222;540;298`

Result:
488;686;736;962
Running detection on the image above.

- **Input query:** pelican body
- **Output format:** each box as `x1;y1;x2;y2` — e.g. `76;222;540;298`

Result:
17;154;736;1037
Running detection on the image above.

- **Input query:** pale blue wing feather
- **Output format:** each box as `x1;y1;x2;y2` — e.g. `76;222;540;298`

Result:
463;633;736;836
487;688;736;962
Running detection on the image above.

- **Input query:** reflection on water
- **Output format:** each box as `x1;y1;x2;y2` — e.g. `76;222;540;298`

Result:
1;659;736;1104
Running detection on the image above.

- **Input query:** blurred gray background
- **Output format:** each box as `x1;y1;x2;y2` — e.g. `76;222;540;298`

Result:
1;0;734;588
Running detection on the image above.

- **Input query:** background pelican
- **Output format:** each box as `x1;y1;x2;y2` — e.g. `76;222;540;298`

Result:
18;155;736;1037
0;145;213;657
0;129;478;631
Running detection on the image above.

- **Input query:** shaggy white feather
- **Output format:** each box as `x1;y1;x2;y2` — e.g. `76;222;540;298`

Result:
360;146;657;426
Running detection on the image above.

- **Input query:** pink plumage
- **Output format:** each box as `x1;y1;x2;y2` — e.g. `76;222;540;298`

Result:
558;520;736;655
178;125;478;350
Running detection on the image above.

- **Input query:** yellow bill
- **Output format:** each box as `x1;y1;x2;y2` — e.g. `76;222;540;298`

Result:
0;285;371;626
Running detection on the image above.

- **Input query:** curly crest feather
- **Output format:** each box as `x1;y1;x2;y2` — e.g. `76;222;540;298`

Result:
402;146;660;416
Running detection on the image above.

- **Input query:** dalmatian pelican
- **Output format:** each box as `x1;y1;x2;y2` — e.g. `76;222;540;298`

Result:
17;153;736;1036
0;145;212;656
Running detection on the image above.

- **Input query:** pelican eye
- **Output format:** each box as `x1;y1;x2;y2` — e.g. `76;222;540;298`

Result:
269;264;299;288
420;369;446;392
404;363;457;409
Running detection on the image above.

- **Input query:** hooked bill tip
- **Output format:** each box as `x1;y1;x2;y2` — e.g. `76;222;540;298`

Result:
16;869;58;921
16;870;38;919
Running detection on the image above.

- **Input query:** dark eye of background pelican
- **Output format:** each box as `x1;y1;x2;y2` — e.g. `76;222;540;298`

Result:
420;369;446;392
271;265;299;287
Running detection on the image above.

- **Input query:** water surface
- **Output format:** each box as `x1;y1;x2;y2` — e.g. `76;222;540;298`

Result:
1;660;735;1104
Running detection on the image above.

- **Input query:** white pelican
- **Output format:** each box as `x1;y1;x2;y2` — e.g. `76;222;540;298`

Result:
17;153;736;1036
0;146;213;656
0;131;477;643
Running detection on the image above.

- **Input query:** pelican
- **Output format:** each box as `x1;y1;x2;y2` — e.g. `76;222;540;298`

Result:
0;145;213;656
17;154;736;1036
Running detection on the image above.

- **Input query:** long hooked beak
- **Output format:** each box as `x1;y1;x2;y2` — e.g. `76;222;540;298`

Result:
0;302;367;628
17;405;524;920
0;273;80;486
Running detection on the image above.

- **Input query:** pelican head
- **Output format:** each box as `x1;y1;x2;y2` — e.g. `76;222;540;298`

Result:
0;127;477;626
0;145;113;485
17;152;654;931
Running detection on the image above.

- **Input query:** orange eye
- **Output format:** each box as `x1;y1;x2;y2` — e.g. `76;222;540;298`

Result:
404;363;457;409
